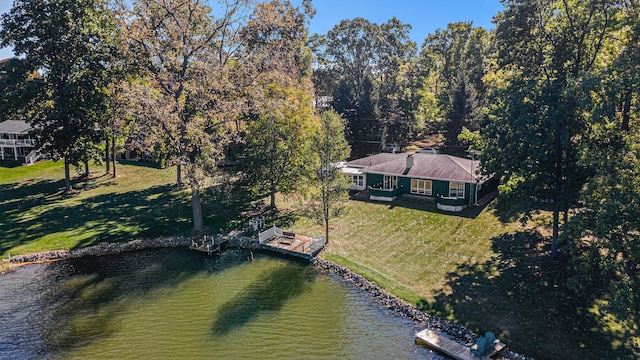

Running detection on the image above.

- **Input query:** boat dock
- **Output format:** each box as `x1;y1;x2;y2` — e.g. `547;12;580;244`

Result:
258;226;325;260
189;235;226;255
415;328;505;360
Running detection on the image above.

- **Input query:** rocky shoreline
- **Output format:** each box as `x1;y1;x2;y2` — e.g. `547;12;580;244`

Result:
312;258;532;360
2;235;531;360
3;236;192;265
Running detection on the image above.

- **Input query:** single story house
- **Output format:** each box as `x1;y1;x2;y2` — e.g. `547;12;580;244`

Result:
340;153;497;212
0;120;39;164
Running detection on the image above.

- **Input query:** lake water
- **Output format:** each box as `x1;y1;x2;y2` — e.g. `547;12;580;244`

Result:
0;248;442;359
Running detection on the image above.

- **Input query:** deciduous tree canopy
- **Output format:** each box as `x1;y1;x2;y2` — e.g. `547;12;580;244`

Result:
0;0;117;192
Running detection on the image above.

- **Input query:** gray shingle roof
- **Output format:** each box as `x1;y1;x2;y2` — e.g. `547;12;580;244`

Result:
361;153;483;183
0;120;31;135
345;153;405;168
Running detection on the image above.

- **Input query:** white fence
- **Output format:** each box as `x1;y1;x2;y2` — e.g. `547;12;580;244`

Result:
259;226;326;257
308;235;326;256
259;226;283;244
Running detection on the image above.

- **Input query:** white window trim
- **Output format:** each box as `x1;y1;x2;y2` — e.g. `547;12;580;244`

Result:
411;179;432;195
351;175;364;187
383;175;398;190
449;181;465;198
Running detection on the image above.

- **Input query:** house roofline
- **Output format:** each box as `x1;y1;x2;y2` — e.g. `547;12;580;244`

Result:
364;171;490;185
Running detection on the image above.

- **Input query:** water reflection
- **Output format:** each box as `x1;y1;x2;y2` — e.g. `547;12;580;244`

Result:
212;263;314;337
0;248;442;359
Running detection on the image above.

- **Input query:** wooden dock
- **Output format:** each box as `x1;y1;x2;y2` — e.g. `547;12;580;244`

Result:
259;226;325;260
415;329;505;360
189;235;226;255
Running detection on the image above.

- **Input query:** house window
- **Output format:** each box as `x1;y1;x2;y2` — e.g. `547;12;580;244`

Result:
383;175;397;190
449;181;465;198
351;175;364;187
411;179;432;195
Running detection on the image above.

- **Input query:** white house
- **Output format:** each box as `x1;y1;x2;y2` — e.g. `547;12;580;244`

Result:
0;120;39;164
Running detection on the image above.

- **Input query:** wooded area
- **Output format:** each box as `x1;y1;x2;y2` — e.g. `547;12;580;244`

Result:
0;0;638;352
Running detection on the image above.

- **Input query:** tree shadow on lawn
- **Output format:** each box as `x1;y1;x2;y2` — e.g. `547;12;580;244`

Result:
489;190;557;225
0;178;254;255
0;180;188;253
117;159;164;169
0;160;23;169
417;230;635;360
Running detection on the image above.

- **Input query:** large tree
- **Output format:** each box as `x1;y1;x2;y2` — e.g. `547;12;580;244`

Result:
0;58;37;123
312;17;417;154
417;22;493;145
565;0;639;332
242;0;317;209
481;0;617;258
120;0;250;233
0;0;117;192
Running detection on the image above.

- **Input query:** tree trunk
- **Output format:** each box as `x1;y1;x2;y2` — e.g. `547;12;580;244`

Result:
64;157;72;193
176;164;182;186
621;87;632;132
270;192;276;209
105;135;110;174
551;205;559;258
551;119;563;259
84;160;89;178
191;186;204;234
324;217;330;245
111;133;116;178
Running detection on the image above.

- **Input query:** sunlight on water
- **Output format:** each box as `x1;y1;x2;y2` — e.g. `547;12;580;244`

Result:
0;248;442;359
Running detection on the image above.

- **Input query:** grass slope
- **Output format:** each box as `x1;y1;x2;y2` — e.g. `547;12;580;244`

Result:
1;161;635;359
288;196;636;360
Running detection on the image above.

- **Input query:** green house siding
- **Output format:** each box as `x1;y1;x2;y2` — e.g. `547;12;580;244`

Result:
398;177;411;193
366;173;384;188
432;180;450;198
363;171;501;208
365;173;472;201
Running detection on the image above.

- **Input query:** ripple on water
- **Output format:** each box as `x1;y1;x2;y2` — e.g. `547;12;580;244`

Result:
0;248;442;359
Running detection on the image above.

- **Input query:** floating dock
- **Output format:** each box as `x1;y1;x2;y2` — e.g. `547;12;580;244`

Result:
415;328;505;360
259;226;325;261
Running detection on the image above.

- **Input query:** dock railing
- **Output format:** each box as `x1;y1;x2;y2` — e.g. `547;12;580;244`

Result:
259;226;283;244
308;235;326;256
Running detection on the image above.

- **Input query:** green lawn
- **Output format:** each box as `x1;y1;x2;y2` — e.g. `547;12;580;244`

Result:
0;160;247;257
287;196;637;360
1;161;636;359
290;197;517;304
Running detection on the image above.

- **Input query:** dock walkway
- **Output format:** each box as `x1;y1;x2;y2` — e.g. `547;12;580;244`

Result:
259;226;325;260
415;329;505;360
189;235;225;255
